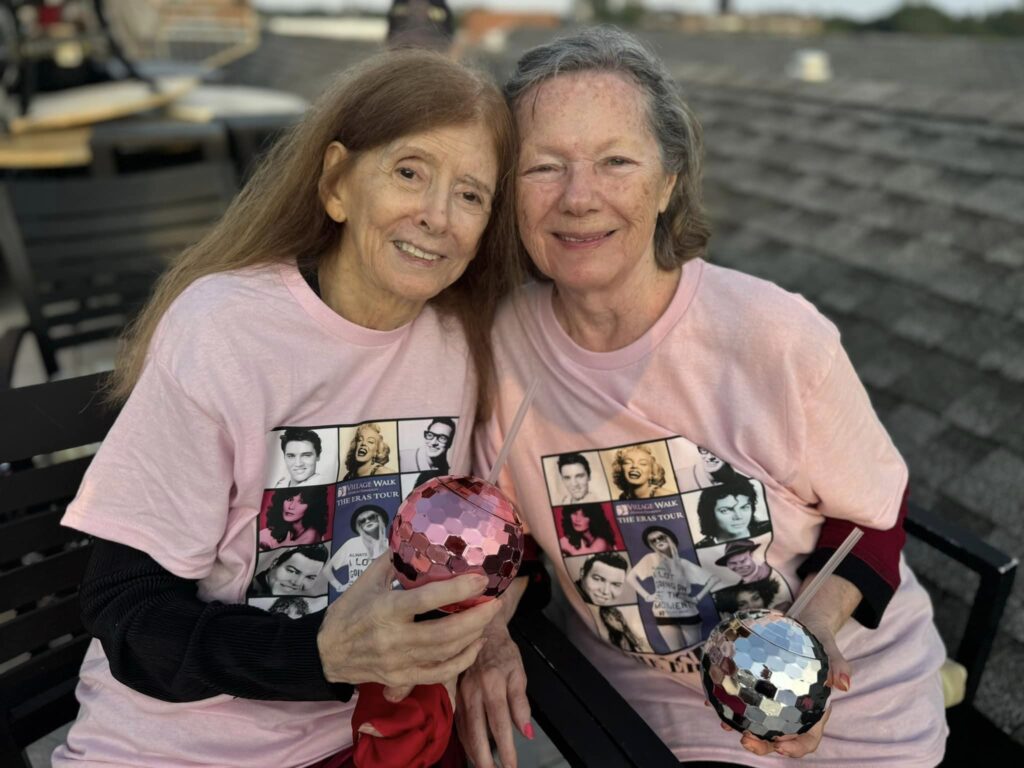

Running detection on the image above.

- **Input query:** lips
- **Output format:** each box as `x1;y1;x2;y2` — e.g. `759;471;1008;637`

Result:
555;230;614;243
395;240;444;262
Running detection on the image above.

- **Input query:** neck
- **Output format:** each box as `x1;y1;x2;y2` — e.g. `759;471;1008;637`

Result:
319;248;424;331
553;265;680;352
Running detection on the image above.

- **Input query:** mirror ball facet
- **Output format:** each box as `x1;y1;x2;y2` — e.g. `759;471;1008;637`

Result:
701;609;831;740
389;474;525;612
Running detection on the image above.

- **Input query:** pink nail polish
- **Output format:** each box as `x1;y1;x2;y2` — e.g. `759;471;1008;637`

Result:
522;723;535;740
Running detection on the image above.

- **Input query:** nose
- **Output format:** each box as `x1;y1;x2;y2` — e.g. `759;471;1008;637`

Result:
559;163;599;216
417;185;450;234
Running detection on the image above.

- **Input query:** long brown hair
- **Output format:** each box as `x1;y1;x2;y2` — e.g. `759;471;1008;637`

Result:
109;50;520;418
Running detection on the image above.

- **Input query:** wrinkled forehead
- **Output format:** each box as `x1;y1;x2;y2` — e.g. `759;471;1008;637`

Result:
514;71;654;142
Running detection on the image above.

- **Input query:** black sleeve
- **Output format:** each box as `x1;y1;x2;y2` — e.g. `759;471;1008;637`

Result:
513;535;552;616
79;537;354;704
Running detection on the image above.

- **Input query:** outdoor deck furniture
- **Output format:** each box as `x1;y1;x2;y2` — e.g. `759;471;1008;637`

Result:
88;116;229;175
0;160;236;387
0;373;1018;767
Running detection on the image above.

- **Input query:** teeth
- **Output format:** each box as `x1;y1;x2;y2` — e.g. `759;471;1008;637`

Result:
558;232;609;243
396;241;442;261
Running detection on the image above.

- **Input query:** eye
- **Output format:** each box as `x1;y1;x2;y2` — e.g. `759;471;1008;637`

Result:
461;190;481;205
605;156;633;167
524;163;560;176
397;166;417;180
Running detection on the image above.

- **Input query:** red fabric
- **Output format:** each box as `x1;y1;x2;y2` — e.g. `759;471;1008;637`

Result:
351;683;454;768
815;485;909;591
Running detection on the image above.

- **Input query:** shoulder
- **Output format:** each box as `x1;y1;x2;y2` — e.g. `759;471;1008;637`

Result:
692;262;841;387
698;262;838;345
160;267;286;338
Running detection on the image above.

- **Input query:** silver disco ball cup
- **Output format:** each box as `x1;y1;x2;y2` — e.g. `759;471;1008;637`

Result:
701;609;830;740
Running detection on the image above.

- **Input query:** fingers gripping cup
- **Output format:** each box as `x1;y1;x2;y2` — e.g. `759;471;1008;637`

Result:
701;609;831;740
389;474;525;612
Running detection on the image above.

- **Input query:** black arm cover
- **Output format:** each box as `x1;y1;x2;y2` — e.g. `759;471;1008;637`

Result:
513;535;552;616
79;537;354;703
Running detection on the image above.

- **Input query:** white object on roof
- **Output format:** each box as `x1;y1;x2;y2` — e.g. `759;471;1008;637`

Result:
786;49;833;83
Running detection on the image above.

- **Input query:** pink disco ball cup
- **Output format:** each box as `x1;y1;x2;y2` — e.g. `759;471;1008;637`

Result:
389;474;525;612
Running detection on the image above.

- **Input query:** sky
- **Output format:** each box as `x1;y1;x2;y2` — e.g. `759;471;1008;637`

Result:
253;0;1022;22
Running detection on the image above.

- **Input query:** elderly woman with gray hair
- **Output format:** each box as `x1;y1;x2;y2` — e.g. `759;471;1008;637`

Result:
462;26;946;768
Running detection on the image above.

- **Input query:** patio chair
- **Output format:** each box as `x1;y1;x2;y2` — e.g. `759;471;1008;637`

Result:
0;160;236;388
89;118;230;176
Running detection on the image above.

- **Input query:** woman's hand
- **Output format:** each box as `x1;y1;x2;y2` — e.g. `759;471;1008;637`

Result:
456;620;531;768
723;575;857;758
317;554;501;689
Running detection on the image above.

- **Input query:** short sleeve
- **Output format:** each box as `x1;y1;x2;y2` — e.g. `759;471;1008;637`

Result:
62;358;235;580
794;340;907;530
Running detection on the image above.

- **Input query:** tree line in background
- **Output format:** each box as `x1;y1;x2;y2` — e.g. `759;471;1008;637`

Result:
824;2;1024;36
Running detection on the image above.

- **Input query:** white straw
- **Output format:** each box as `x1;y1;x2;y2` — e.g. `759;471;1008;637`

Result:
787;527;864;621
486;377;540;485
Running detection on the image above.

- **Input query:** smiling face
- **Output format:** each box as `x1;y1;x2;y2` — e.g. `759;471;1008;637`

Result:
581;560;626;606
322;121;498;320
697;446;724;473
713;494;754;538
559;462;590;501
354;426;381;465
282;493;309;523
284;440;318;483
423;421;452;459
515;72;676;297
620;448;653;488
724;551;758;579
267;553;322;595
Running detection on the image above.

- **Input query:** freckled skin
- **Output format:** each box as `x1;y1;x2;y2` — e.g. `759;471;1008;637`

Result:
515;72;676;301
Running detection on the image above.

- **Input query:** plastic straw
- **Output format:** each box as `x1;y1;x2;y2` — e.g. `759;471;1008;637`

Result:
486;377;540;485
787;527;864;621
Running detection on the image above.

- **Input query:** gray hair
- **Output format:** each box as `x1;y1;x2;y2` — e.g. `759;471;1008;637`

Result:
505;26;710;269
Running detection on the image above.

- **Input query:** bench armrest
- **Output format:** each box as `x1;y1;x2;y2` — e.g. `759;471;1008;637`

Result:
905;502;1018;705
508;611;679;768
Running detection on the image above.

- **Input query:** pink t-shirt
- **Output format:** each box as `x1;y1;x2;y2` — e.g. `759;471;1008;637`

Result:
477;259;947;766
56;265;475;768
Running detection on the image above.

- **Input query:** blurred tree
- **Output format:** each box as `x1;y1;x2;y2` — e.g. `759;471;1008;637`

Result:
867;3;959;34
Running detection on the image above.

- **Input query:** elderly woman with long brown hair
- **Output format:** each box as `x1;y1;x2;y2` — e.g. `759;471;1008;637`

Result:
461;26;946;768
53;50;520;768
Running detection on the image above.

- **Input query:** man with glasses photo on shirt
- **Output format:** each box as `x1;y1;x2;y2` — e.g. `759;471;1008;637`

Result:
401;417;456;474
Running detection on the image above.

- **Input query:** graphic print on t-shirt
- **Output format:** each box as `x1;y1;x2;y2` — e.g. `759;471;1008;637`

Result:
248;416;459;614
542;436;793;670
